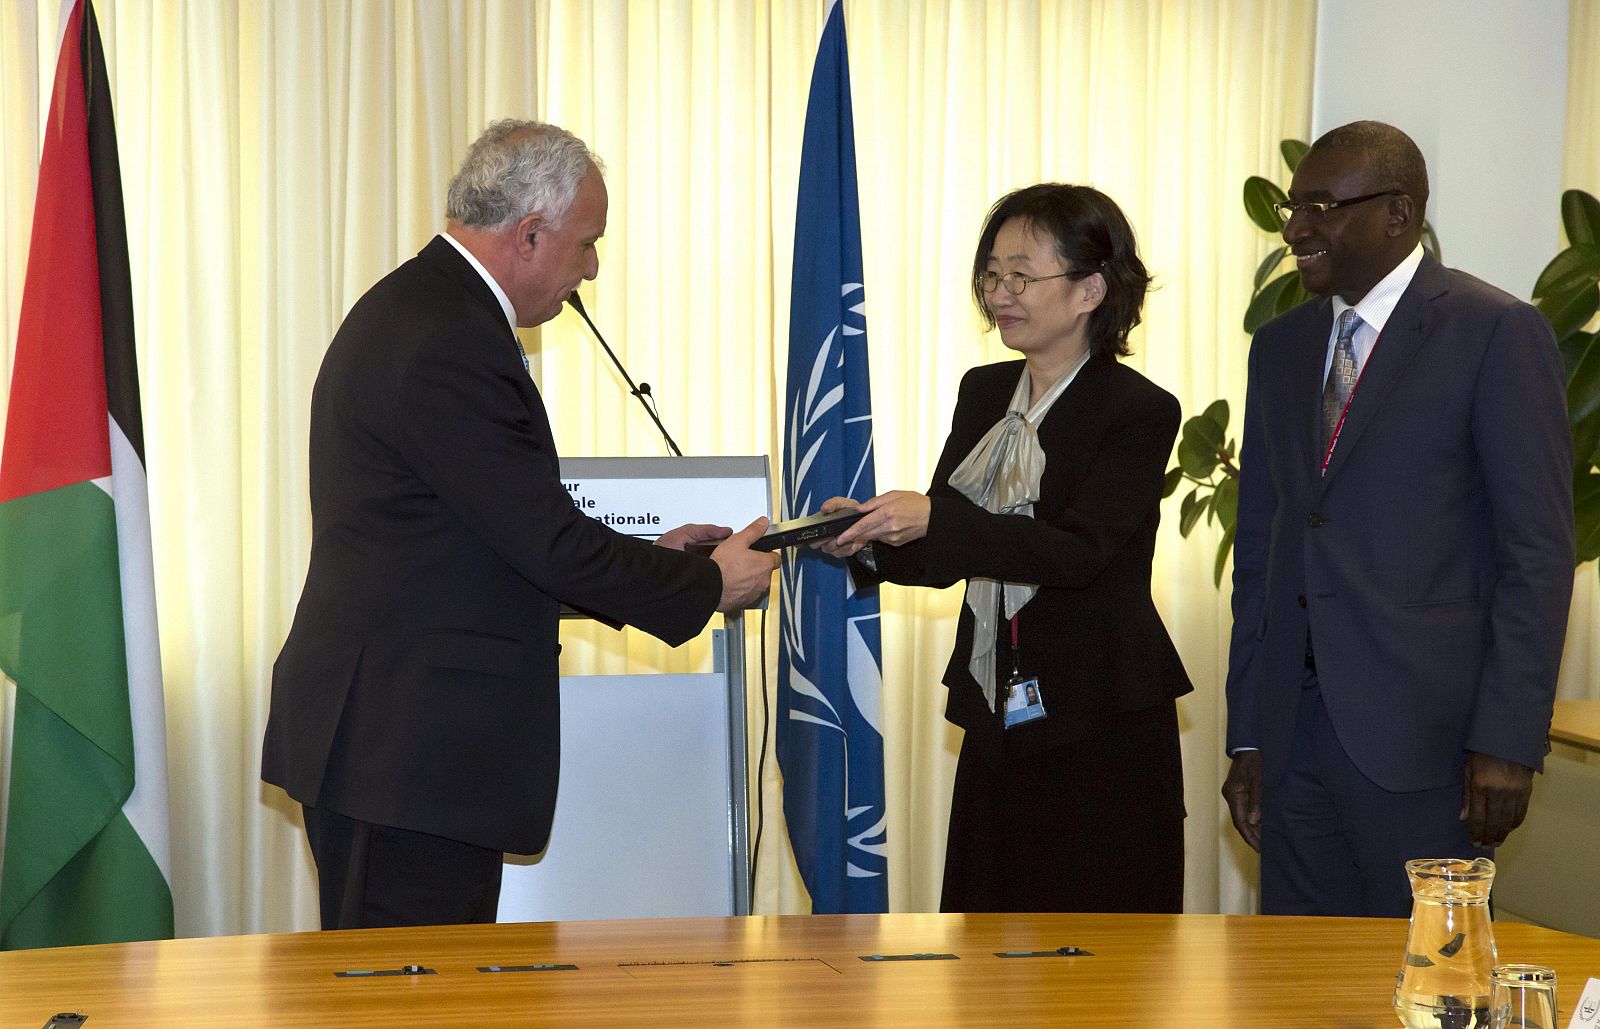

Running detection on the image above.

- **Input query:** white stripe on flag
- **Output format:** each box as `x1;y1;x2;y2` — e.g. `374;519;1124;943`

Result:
0;679;12;881
109;415;172;885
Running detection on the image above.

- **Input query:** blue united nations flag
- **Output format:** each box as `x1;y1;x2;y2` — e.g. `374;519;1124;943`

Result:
776;0;887;915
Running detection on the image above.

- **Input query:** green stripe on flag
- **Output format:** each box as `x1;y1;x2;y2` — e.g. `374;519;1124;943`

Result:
0;481;166;945
1;696;171;947
0;482;131;764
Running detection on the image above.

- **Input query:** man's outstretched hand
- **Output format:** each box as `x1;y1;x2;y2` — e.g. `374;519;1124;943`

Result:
710;516;779;612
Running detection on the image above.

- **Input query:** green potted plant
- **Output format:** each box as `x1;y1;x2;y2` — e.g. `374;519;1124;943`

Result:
1530;189;1600;570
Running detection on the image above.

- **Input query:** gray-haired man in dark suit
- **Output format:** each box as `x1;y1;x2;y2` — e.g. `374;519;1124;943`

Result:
263;120;775;929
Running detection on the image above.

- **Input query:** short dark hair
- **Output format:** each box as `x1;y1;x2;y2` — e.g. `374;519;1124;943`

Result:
1309;120;1430;218
971;184;1151;358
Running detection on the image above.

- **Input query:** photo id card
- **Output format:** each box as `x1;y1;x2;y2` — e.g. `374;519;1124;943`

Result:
1003;676;1047;729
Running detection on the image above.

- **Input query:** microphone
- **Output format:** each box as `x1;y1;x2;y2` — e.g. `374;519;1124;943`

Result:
566;291;684;457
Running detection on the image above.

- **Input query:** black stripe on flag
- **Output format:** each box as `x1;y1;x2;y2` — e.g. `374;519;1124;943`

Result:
82;0;145;466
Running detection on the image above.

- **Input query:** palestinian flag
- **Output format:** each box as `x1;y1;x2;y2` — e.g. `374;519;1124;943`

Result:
0;0;173;948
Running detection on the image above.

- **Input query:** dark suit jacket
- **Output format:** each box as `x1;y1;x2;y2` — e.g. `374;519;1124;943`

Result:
867;355;1192;760
1225;255;1575;793
261;237;721;854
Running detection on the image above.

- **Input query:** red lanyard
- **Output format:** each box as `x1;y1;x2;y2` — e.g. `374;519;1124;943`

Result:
1009;614;1021;679
1319;324;1383;476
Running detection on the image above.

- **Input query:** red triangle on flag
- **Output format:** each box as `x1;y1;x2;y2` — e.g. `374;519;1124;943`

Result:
0;0;112;507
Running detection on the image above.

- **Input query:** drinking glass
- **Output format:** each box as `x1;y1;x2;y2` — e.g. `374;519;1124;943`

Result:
1488;964;1558;1029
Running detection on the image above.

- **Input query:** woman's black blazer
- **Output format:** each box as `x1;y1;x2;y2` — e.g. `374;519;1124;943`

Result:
867;355;1192;759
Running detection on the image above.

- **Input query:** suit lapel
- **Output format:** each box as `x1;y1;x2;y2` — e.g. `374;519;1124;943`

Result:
418;235;540;404
418;236;519;344
1317;256;1448;489
1034;353;1104;441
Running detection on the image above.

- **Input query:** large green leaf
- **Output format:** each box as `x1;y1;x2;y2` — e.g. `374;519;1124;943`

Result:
1244;277;1287;334
1565;332;1600;425
1213;523;1237;588
1537;283;1600;342
1562;189;1600;246
1213;474;1240;531
1566;333;1600;473
1179;488;1205;537
1162;466;1183;498
1272;271;1313;319
1244;270;1301;334
1575;470;1600;564
1243;176;1287;233
1202;398;1230;433
1532;243;1600;299
1421;221;1442;261
1177;433;1220;479
1561;331;1593;383
1184;411;1225;454
1574;410;1600;481
1253;246;1288;293
1280;139;1310;173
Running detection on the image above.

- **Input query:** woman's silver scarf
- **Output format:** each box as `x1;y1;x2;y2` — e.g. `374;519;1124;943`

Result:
945;353;1089;710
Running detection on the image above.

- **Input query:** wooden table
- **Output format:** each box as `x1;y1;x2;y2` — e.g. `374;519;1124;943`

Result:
3;913;1599;1027
1553;698;1600;754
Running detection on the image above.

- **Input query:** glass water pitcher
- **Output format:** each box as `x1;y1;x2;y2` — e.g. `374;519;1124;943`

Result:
1394;857;1499;1029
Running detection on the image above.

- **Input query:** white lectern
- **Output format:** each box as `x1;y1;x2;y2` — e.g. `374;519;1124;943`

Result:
497;456;769;922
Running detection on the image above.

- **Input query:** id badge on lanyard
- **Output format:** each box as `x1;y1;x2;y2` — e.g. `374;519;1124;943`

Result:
1002;614;1047;729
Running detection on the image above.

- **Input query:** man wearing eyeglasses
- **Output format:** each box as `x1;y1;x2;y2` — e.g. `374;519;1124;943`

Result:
1220;120;1574;917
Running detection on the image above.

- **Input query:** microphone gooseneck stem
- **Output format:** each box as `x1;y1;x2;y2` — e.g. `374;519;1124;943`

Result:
566;291;684;457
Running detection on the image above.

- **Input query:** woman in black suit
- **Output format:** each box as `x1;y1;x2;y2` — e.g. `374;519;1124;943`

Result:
820;184;1191;912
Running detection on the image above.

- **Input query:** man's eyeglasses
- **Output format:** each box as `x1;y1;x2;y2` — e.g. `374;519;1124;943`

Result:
1272;190;1406;221
977;269;1090;296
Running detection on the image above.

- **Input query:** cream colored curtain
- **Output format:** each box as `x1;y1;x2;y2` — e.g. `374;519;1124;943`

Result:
1562;1;1600;706
1;0;1316;937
